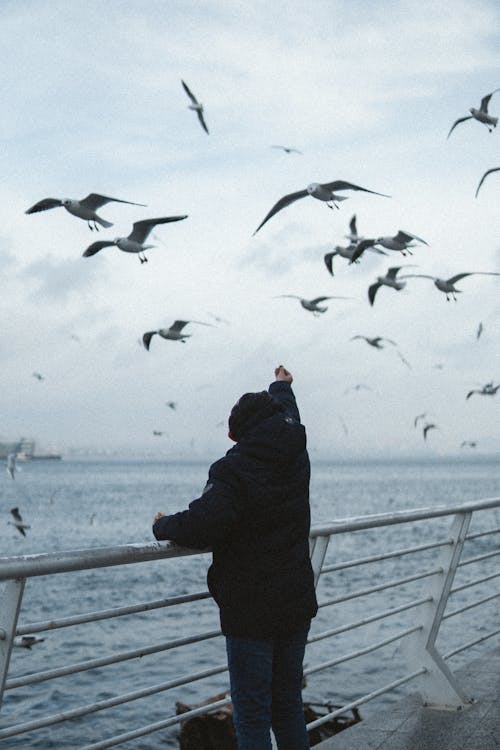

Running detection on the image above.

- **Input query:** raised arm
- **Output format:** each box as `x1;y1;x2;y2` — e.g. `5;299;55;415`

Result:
268;365;301;422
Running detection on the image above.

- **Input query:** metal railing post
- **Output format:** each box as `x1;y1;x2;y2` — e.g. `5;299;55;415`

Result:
0;578;25;710
310;535;330;588
402;511;473;709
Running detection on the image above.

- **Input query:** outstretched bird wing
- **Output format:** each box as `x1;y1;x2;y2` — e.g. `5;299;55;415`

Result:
79;194;146;210
197;110;209;134
10;507;22;523
169;320;191;332
129;216;188;243
310;296;334;304
324;252;335;276
349;214;357;238
181;79;199;105
320;180;390;197
25;198;63;214
368;282;382;306
253;189;309;234
350;238;376;264
480;88;500;113
386;266;403;280
447;115;473;138
394;230;428;245
476;167;500;197
83;240;116;257
142;331;158;350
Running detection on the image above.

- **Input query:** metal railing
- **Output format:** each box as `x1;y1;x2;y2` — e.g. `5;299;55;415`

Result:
1;496;500;748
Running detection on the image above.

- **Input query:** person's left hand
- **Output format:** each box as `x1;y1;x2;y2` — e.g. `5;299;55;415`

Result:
154;512;166;523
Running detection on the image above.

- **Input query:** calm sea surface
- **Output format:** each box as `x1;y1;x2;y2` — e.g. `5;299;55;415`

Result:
1;456;500;748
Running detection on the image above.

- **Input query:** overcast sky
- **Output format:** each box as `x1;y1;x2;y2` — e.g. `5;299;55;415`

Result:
2;0;500;459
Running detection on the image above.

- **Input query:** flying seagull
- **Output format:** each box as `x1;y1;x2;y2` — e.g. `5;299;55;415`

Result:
368;266;415;305
181;80;209;134
461;441;477;449
143;320;212;350
350;231;427;264
475;167;500;197
253;180;389;235
477;322;484;340
324;243;386;275
401;271;500;300
466;382;500;400
166;401;177;410
423;423;438;441
83;216;188;263
153;431;164;436
350;335;397;349
25;193;146;231
414;413;428;428
6;453;16;480
448;88;500;138
271;145;302;154
32;372;44;381
345;214;363;244
9;507;30;537
275;295;350;315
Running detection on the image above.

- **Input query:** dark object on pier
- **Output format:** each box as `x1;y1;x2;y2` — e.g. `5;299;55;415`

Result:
176;693;361;748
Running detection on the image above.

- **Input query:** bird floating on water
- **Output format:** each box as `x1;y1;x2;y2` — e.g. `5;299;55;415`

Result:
9;507;30;537
143;320;212;350
350;231;427;264
475;167;500;197
401;271;500;301
275;295;350;315
83;216;188;263
181;80;209;134
448;88;500;138
25;193;146;231
253;180;389;235
466;382;500;400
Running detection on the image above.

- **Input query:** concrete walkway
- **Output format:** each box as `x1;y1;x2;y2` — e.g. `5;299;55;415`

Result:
317;645;500;750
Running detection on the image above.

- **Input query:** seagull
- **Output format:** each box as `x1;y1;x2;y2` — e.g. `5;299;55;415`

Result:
324;243;386;275
9;507;30;537
153;431;164;436
423;423;438;441
253;180;389;235
83;216;188;263
368;266;414;305
448;88;500;138
344;214;363;244
476;167;500;197
142;320;212;350
25;193;146;231
466;383;500;400
14;635;45;649
6;453;16;480
181;80;209;134
32;372;44;381
461;441;477;449
477;322;484;340
166;401;177;410
401;271;500;300
414;413;428;428
350;231;427;263
350;335;397;349
275;295;350;315
271;145;302;154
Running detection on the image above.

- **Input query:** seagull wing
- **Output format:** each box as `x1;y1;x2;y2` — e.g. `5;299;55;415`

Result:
423;424;437;440
399;274;434;281
310;296;334;304
253;189;309;235
381;337;397;346
394;230;428;245
80;194;147;210
386;266;403;280
324;252;335;276
82;240;117;257
10;507;22;523
368;282;381;306
25;198;63;214
466;390;477;400
350;238;376;263
479;89;500;113
142;331;158;351
181;80;198;105
197;110;209;134
447;116;473;138
321;180;390;197
349;214;357;237
476;167;500;197
446;273;474;284
129;216;188;243
477;322;483;339
169;320;190;332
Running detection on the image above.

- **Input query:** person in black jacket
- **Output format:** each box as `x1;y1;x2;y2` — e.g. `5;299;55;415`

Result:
153;365;317;750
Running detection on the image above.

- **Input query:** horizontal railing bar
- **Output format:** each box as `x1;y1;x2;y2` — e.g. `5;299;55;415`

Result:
0;662;228;739
466;526;500;540
310;497;500;538
450;571;500;595
308;597;431;644
6;629;221;690
321;539;452;574
304;625;422;676
443;591;500;621
305;668;426;731
79;696;233;750
443;628;500;660
458;549;500;567
16;591;211;635
318;567;442;608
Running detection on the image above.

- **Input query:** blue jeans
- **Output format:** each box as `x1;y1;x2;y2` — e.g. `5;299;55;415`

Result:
226;626;310;750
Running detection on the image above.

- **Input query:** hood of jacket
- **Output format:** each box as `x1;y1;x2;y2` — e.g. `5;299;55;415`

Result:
230;412;306;465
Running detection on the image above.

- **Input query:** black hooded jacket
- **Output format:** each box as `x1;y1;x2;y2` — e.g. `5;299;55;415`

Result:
153;380;318;638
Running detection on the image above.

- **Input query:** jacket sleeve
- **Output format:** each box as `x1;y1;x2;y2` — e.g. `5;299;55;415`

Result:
268;380;301;422
152;462;242;549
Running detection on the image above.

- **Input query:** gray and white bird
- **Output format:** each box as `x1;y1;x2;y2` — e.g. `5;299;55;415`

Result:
350;335;397;349
14;635;45;649
271;145;302;154
32;372;44;381
448;89;500;138
181;80;209;134
368;266;414;305
143;320;212;350
401;271;500;300
275;295;350;315
25;193;146;231
6;453;16;480
475;167;500;197
253;180;389;234
345;214;363;244
423;423;438;441
466;382;500;400
351;231;427;263
461;441;477;449
477;322;484;340
414;413;428;428
9;507;30;537
83;216;188;263
324;243;386;275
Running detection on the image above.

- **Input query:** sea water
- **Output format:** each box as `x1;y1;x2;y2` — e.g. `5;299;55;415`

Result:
1;456;500;748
